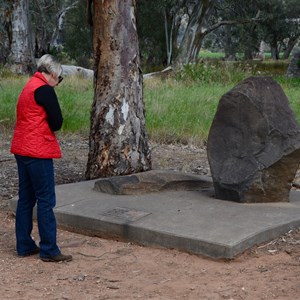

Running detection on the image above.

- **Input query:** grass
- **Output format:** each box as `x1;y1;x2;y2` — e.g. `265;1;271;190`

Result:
1;60;299;146
55;77;93;133
0;75;27;126
277;77;300;122
199;51;288;60
144;79;229;144
0;75;93;134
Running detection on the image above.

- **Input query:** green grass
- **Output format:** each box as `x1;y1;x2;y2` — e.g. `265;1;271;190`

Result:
0;76;27;126
199;51;288;60
144;61;299;145
1;61;299;146
277;76;300;123
0;75;93;134
56;77;93;133
144;80;229;144
199;50;225;59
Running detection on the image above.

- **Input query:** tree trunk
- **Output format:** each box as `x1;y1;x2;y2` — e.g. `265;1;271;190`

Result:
164;9;175;66
7;0;35;74
85;0;151;180
175;0;215;66
282;35;299;60
0;2;12;64
271;46;279;60
50;1;79;52
270;38;279;60
224;25;236;61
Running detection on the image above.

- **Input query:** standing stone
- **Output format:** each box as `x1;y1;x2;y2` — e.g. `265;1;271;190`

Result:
207;76;300;203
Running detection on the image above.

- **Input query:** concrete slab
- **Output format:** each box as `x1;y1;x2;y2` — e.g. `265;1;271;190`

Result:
53;179;300;259
10;176;300;259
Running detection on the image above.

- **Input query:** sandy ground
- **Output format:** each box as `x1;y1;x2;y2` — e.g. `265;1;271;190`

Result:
1;132;300;300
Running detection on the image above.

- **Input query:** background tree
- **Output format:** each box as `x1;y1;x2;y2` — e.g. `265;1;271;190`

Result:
62;0;92;67
31;0;80;58
85;0;151;179
259;0;288;60
1;0;88;71
6;0;35;73
136;0;169;69
0;1;11;64
50;0;79;52
175;0;215;65
281;0;300;59
136;0;266;67
1;0;300;72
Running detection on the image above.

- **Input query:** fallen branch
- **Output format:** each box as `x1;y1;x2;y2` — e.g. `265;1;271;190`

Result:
143;66;173;79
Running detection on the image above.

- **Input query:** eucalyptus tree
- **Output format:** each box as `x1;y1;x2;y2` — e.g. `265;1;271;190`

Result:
175;0;215;65
211;0;263;60
258;0;288;59
1;0;81;73
85;0;151;179
31;0;79;57
0;1;11;64
205;0;300;61
137;0;168;67
282;0;300;58
61;0;93;65
5;0;35;73
137;0;183;67
137;0;264;67
137;0;218;66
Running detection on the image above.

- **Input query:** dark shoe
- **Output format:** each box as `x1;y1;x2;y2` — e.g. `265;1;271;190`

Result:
41;253;72;262
18;247;40;257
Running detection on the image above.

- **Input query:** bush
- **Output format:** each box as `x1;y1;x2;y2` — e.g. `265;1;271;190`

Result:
0;65;15;78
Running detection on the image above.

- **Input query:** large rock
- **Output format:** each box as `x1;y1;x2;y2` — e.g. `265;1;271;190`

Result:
62;65;94;79
207;76;300;203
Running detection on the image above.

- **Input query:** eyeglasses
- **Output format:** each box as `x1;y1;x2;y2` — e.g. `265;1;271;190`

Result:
58;76;63;84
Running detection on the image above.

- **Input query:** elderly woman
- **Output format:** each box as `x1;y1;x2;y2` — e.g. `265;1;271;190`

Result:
11;54;72;262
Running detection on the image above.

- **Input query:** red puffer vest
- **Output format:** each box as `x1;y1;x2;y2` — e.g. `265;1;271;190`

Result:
11;72;62;159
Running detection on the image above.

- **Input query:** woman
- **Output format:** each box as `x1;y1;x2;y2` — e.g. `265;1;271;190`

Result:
11;54;72;262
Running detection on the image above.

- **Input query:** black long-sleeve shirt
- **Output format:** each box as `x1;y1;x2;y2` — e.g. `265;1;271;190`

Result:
34;85;63;132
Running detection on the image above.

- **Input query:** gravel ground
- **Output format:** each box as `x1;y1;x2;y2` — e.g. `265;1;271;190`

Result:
1;130;300;300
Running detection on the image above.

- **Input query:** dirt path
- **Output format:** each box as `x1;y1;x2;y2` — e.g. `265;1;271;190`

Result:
1;132;300;300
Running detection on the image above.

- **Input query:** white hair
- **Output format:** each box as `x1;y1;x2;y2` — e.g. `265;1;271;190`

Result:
37;54;62;78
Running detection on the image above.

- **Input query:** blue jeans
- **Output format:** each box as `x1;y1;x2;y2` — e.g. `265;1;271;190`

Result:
15;155;60;258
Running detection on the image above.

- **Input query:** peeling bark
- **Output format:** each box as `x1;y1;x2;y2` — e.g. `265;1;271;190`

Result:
85;0;151;179
7;0;35;74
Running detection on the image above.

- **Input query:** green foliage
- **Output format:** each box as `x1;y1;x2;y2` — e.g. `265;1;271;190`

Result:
62;0;93;66
175;60;289;85
136;0;167;69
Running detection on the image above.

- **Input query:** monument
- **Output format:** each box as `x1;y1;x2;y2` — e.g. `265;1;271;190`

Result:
207;76;300;203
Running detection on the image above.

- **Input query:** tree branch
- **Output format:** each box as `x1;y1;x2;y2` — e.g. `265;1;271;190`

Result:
202;18;263;36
